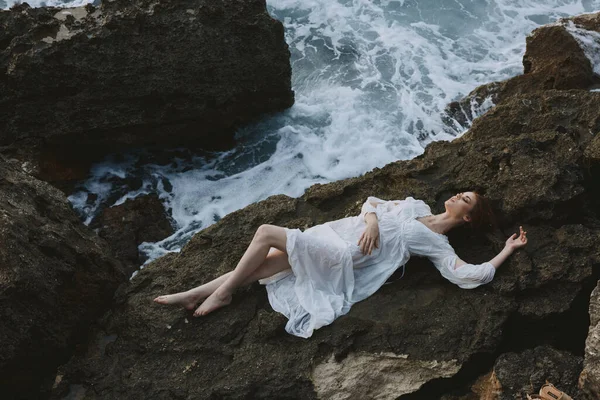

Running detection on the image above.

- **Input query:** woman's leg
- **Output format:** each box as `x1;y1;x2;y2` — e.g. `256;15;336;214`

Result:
153;272;233;310
154;225;289;312
194;224;287;316
153;248;291;310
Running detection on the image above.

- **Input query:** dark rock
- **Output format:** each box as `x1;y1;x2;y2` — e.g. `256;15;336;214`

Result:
50;92;600;400
443;15;600;133
0;157;125;399
49;13;600;400
0;0;294;185
493;346;582;399
90;194;174;274
580;280;600;399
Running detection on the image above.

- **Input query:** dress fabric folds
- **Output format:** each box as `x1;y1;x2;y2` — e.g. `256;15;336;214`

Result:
259;196;496;338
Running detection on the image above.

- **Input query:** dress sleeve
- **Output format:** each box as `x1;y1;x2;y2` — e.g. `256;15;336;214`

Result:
427;243;496;289
360;196;394;220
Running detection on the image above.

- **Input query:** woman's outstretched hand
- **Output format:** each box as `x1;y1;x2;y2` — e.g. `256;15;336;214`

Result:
505;226;528;252
358;223;380;255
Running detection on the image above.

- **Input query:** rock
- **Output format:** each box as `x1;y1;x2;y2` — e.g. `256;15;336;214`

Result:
493;346;582;399
50;90;600;399
443;14;600;133
584;134;600;164
0;0;294;184
312;353;461;400
0;157;125;399
49;14;600;400
580;280;600;399
90;194;174;274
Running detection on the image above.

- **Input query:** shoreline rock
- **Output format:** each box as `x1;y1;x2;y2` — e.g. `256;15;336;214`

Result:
0;0;294;185
0;156;125;399
579;280;600;398
443;13;600;134
90;194;175;275
48;12;600;399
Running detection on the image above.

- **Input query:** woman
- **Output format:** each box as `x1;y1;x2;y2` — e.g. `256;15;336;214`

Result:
154;192;528;338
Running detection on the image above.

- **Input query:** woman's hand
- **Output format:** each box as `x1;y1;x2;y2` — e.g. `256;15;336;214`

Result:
505;226;528;253
358;222;380;255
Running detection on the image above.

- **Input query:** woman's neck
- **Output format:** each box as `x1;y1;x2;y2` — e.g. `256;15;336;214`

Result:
427;212;464;234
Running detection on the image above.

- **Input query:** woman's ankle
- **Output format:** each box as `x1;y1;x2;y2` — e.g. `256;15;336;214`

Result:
215;286;233;299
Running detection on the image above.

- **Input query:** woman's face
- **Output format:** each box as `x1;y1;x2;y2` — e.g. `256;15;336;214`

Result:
445;191;477;221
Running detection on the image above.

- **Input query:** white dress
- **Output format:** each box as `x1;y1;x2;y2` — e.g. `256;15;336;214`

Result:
259;196;496;338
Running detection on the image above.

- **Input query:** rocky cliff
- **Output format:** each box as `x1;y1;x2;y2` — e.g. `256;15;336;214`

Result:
0;0;294;398
0;157;125;399
0;0;294;184
48;12;600;400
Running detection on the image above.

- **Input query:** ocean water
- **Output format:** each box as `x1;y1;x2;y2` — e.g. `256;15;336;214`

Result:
3;0;600;271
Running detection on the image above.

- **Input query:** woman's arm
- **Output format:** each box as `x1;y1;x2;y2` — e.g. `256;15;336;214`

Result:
455;226;528;270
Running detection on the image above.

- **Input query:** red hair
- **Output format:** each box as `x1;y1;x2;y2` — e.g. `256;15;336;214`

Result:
469;192;496;231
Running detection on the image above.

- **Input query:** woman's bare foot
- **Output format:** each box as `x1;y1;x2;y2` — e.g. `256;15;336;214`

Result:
153;291;204;311
193;289;232;317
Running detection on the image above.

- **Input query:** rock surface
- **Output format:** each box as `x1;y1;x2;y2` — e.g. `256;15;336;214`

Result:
90;194;174;274
0;157;125;399
443;14;600;133
0;0;294;183
580;280;600;398
49;13;600;399
312;352;461;399
493;346;582;399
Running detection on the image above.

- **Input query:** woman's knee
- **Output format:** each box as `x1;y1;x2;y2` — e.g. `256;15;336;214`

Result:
254;224;285;249
254;224;275;242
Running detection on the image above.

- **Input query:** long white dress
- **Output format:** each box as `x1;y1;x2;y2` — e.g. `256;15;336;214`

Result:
259;196;496;338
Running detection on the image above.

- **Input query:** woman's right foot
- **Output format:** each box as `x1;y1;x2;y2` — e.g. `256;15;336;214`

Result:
193;289;232;317
153;291;203;311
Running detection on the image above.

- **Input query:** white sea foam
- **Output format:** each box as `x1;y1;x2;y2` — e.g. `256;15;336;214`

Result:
3;0;93;7
3;0;600;272
563;19;600;75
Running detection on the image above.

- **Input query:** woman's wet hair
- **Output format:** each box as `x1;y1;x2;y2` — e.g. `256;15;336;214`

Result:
469;192;496;231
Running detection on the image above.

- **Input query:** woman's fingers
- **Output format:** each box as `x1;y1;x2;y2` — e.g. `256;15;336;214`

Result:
362;237;370;254
359;233;381;255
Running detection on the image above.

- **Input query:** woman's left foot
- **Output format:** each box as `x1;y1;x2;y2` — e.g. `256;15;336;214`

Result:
193;290;232;317
153;292;200;311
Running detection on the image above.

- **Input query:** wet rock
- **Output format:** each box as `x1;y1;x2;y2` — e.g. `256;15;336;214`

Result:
90;194;174;274
0;0;294;185
493;346;582;399
443;14;600;133
0;157;125;399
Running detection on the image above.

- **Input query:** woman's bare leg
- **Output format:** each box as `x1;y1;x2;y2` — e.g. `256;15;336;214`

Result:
154;225;289;312
194;224;287;316
153;248;291;311
153;272;233;310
